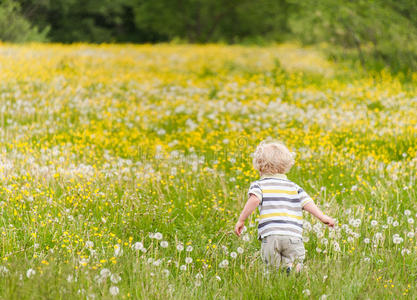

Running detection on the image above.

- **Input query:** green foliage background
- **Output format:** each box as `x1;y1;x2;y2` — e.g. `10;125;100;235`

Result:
0;0;416;75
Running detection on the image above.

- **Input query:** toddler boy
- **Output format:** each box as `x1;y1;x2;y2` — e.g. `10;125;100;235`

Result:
234;140;335;272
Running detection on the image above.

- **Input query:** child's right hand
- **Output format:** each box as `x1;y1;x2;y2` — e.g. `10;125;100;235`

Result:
321;215;335;227
234;220;245;236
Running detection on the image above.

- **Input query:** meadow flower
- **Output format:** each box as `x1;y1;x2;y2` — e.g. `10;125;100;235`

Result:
153;259;162;266
370;220;378;227
303;289;311;296
242;234;250;242
110;274;121;283
114;244;123;257
333;242;340;252
393;234;403;244
80;258;89;266
219;259;229;268
185;257;193;264
180;265;187;271
215;275;221;281
154;232;163;240
26;268;36;278
85;241;94;248
387;217;394;224
364;238;370;244
407;218;414;224
186;245;193;252
109;286;119;296
237;247;244;254
303;221;312;231
0;266;9;275
176;243;184;251
393;221;399;227
230;252;237;259
407;231;415;238
160;241;169;248
67;274;74;283
401;248;411;255
162;269;170;277
404;210;411;216
133;242;144;250
100;268;111;278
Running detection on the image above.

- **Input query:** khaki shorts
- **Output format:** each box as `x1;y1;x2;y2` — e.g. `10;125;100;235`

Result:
261;235;305;269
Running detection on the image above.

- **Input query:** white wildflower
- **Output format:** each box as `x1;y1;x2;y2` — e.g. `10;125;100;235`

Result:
132;242;144;250
109;286;119;296
114;244;123;257
185;257;193;264
26;268;36;278
100;268;111;278
85;241;94;248
242;234;250;242
176;243;184;251
219;259;229;268
110;274;121;284
0;266;9;275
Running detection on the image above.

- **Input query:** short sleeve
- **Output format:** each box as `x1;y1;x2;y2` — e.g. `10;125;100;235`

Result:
248;182;262;202
298;187;313;207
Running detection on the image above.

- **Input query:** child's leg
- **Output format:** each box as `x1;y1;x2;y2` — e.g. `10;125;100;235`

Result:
280;236;305;273
261;235;281;269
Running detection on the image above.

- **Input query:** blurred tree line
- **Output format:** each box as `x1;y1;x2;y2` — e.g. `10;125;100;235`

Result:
1;0;417;72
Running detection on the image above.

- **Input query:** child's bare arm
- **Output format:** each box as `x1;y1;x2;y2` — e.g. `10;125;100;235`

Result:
303;201;335;227
234;194;260;236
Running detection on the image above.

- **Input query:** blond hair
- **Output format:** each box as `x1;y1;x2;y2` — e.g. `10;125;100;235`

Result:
253;140;295;175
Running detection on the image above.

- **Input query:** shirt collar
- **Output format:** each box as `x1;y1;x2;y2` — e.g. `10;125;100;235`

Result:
260;173;287;180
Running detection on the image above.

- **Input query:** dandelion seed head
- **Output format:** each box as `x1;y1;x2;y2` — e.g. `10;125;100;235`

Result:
133;242;144;250
26;268;36;279
109;286;119;296
185;257;193;264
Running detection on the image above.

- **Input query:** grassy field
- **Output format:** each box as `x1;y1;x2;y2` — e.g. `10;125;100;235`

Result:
0;43;416;299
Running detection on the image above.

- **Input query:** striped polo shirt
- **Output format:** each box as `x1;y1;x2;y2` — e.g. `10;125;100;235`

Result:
248;174;313;240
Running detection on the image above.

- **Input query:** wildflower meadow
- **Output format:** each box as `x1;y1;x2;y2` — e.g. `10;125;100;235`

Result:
0;43;416;299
